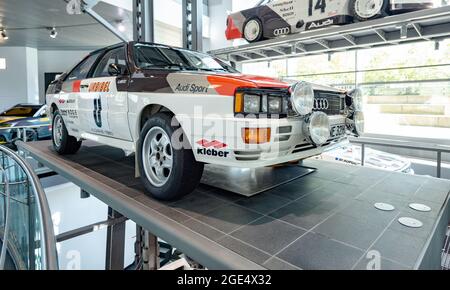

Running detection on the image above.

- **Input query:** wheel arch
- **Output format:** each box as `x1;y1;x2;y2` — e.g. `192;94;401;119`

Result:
50;103;59;116
137;103;195;152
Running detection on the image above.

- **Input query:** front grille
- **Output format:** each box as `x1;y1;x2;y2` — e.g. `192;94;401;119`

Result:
313;91;345;115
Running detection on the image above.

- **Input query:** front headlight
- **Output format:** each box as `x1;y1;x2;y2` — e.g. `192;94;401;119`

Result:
235;90;288;115
291;82;314;116
303;112;330;146
243;94;261;114
349;88;363;111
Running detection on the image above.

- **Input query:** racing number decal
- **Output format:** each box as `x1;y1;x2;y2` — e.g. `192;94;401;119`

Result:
308;0;327;16
93;97;102;128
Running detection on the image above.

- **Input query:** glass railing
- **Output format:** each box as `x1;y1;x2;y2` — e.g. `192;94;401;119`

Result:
0;145;57;270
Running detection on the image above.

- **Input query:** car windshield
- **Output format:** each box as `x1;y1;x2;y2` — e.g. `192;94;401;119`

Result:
0;105;41;117
133;43;238;73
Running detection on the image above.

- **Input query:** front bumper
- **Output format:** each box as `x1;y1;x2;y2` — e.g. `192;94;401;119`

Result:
192;114;351;168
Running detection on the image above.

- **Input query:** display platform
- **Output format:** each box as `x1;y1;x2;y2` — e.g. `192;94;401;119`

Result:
201;164;315;197
18;141;450;270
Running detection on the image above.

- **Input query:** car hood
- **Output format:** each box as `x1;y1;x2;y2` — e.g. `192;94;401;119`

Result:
0;116;26;124
212;73;345;93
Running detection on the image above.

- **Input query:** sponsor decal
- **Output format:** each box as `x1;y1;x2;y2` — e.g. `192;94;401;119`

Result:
89;81;111;93
91;128;114;136
175;83;209;94
196;139;227;149
307;18;334;29
60;109;78;119
58;99;66;104
272;0;294;8
196;139;229;158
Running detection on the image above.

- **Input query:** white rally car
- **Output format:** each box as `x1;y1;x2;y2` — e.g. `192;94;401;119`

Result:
226;0;436;42
46;42;364;200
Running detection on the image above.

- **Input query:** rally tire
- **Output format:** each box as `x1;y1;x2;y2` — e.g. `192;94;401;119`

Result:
350;0;389;22
138;113;204;201
52;110;82;155
243;18;264;43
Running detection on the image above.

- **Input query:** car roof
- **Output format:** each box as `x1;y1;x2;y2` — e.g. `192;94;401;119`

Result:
88;41;187;56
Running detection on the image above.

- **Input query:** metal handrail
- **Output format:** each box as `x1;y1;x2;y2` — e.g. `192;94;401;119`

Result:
0;167;11;269
0;145;58;270
350;136;450;178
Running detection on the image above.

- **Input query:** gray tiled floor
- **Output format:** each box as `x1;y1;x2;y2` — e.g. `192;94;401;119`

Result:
27;142;450;270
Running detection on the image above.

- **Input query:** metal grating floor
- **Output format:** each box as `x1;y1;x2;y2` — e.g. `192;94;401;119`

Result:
20;141;450;270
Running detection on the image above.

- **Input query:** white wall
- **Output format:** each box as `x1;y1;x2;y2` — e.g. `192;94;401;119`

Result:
0;47;39;111
37;50;90;103
204;0;233;51
26;48;39;104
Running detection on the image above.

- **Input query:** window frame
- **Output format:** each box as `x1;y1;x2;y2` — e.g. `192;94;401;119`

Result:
64;51;103;82
91;46;130;78
63;44;129;82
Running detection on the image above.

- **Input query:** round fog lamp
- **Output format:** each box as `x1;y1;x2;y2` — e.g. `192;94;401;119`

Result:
354;111;365;136
304;112;330;146
291;82;314;116
351;88;363;111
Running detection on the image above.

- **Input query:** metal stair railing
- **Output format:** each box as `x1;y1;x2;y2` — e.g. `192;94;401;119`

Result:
0;145;58;270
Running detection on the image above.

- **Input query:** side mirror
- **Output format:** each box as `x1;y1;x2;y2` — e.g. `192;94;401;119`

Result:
108;63;126;76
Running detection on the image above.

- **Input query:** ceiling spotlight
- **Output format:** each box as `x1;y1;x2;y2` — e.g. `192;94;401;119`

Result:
1;29;8;40
116;20;125;32
50;27;58;39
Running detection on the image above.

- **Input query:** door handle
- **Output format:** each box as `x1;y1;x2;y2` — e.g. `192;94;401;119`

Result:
80;84;89;89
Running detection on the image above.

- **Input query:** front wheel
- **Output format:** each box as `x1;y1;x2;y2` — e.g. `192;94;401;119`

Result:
138;113;204;201
350;0;389;22
52;110;82;155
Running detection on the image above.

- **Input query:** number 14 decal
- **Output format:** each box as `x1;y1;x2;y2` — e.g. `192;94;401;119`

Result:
308;0;327;16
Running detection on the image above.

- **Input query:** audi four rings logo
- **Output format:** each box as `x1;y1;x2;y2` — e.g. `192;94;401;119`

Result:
314;98;329;110
273;27;290;36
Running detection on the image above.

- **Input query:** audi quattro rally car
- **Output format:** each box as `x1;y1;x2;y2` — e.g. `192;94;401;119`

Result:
46;42;364;201
226;0;436;42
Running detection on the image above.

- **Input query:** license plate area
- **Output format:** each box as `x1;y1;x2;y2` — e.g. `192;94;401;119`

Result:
330;124;346;139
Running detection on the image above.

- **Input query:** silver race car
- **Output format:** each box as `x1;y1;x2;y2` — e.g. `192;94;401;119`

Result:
226;0;436;42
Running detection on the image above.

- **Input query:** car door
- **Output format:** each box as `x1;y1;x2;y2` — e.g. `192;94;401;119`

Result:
79;46;132;141
59;52;102;138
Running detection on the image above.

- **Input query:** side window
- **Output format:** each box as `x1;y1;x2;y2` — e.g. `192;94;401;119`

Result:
92;47;128;78
66;52;101;81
